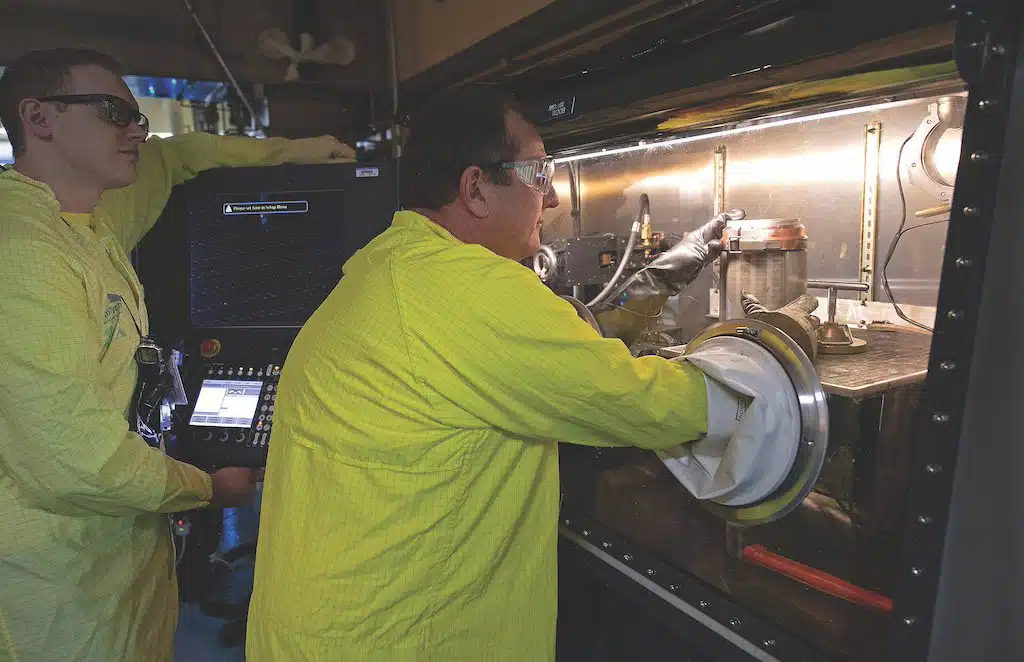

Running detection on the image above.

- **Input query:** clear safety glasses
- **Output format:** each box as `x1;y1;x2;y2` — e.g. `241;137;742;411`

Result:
497;157;556;195
37;93;150;133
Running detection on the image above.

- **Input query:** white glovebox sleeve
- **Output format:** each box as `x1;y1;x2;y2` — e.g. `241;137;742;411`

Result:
658;336;801;506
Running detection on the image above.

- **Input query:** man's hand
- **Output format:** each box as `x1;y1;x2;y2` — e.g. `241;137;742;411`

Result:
278;135;357;164
649;211;733;287
209;467;262;508
590;210;743;346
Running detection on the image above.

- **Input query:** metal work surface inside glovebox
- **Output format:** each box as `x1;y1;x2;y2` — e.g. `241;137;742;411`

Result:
661;327;932;398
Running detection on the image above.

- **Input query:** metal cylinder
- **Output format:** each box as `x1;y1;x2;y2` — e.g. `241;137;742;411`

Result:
719;219;808;321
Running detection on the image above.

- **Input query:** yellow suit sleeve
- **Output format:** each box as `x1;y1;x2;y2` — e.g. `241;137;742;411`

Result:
0;236;213;517
97;133;296;250
395;245;709;449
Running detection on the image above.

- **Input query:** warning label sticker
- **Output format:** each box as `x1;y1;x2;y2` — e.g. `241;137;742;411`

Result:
223;201;309;215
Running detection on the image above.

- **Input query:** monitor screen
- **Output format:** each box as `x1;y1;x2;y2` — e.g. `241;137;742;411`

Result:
190;189;349;328
188;379;264;428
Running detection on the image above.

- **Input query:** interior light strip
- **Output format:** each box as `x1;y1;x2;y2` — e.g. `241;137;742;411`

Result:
553;98;925;164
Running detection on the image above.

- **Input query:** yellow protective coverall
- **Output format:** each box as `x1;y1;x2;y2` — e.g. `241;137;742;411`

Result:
247;210;711;661
0;133;298;662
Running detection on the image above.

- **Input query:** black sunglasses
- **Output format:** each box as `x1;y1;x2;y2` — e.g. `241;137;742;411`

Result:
37;93;149;132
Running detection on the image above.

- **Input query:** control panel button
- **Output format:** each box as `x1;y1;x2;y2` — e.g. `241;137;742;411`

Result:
256;422;264;431
203;431;213;441
264;423;272;432
218;431;229;442
235;432;246;443
258;415;265;422
267;384;275;393
269;405;275;412
264;394;271;401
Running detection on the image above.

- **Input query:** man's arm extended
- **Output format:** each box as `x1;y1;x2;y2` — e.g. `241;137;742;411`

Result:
98;133;354;250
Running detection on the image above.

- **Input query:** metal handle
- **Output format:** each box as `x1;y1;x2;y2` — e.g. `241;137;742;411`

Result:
915;204;952;218
806;280;870;292
806;281;869;324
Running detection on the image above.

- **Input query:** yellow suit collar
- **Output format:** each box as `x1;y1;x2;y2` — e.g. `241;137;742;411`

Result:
391;209;462;244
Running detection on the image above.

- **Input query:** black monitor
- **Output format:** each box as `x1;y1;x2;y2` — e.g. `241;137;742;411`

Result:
136;161;398;358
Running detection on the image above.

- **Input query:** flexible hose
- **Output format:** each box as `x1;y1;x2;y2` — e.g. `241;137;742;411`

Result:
586;193;648;307
743;545;893;613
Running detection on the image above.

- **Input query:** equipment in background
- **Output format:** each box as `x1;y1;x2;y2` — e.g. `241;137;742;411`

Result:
534;233;648;292
534;192;655;299
135;161;398;470
533;195;744;348
807;280;871;354
718;218;808;322
257;28;357;83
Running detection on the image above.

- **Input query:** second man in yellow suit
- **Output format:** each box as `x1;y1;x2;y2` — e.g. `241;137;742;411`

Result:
248;87;721;660
0;48;354;662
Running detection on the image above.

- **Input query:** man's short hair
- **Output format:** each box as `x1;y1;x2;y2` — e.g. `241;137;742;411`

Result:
0;48;124;156
400;84;533;211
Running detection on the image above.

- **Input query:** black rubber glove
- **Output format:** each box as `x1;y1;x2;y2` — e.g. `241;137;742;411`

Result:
741;292;822;361
592;210;743;345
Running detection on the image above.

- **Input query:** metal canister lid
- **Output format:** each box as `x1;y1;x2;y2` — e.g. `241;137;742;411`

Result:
723;218;807;251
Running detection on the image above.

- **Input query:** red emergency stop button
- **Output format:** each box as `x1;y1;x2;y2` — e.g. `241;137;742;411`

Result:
199;338;222;358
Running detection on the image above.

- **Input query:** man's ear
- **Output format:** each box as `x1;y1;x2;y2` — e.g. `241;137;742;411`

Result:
18;99;56;143
459;165;490;219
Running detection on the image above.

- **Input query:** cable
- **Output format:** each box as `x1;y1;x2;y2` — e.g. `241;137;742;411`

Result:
881;134;947;333
586;194;647;307
176;535;187;567
180;0;264;133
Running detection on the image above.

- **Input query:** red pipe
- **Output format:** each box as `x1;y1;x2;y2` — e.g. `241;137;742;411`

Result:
742;544;893;613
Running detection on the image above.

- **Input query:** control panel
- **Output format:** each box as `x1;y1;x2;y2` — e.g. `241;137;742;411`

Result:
177;361;283;469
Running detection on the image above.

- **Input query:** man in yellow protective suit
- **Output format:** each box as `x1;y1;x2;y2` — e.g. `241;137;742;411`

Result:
248;86;792;660
0;48;354;662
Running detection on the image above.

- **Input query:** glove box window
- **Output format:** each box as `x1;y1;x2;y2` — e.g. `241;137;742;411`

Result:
550;83;960;661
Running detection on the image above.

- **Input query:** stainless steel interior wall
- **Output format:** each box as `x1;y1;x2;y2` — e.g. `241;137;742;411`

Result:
542;90;965;338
